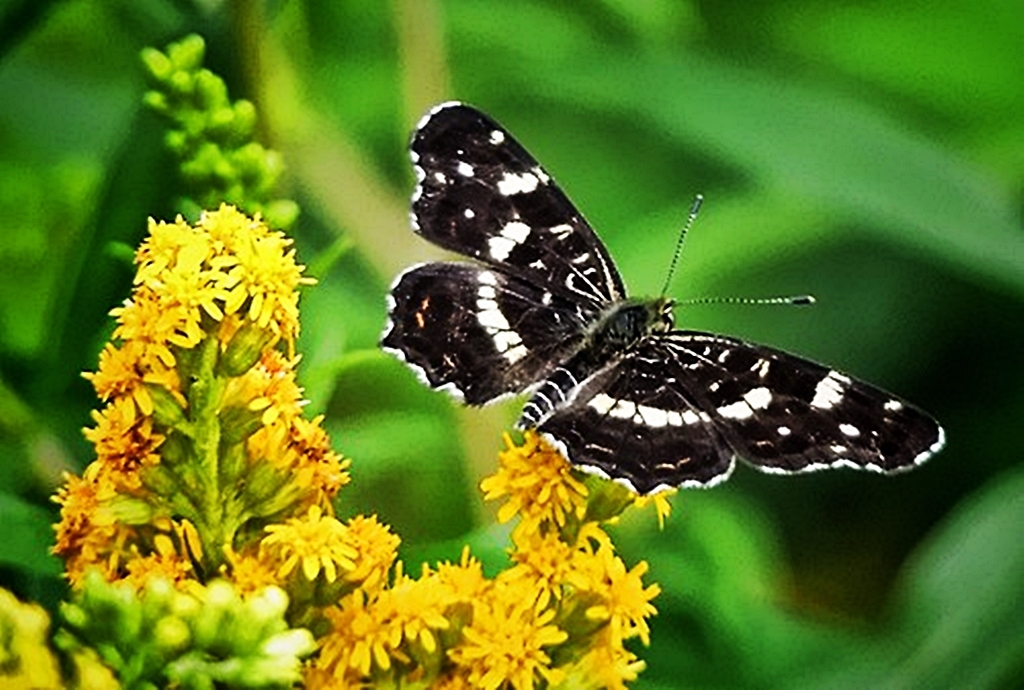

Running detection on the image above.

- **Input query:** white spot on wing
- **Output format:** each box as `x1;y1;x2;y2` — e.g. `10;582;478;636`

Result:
463;208;475;219
589;393;617;415
682;410;701;425
476;308;506;330
456;161;474;177
502;221;532;243
777;425;791;436
839;423;860;437
497;171;539;196
487;221;532;260
811;371;847;409
487;236;516;260
884;399;903;412
489;129;504;145
549;224;573;239
743;387;772;410
474;272;526;363
636;404;672;427
718;399;754;420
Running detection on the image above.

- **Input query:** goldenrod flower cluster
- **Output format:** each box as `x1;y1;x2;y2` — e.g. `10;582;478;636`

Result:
42;206;667;689
53;205;345;592
307;432;666;689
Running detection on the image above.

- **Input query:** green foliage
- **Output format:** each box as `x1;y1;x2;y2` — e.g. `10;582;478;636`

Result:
141;34;298;229
0;0;1021;687
56;574;315;690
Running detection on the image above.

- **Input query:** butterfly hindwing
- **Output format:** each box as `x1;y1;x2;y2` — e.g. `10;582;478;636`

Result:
411;102;625;306
536;344;737;493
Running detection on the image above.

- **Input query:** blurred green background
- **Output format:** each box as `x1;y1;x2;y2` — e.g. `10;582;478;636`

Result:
1;1;1021;688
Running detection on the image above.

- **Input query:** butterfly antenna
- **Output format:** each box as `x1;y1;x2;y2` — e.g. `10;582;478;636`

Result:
660;194;703;297
678;294;816;307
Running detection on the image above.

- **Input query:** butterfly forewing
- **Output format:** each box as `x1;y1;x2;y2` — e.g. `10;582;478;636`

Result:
534;334;945;492
411;102;625;306
657;334;946;473
383;262;598;404
384;101;946;493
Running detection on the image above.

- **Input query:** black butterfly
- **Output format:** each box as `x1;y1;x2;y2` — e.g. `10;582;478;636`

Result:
381;102;944;494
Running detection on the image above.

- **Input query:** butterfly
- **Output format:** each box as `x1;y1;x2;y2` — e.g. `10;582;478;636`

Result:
381;102;945;494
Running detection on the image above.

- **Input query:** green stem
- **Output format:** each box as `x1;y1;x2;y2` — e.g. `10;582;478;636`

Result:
188;333;228;572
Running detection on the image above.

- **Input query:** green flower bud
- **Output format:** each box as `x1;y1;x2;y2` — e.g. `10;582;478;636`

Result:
167;34;205;72
148;384;186;427
221;322;275;377
141;46;172;81
582;475;635;523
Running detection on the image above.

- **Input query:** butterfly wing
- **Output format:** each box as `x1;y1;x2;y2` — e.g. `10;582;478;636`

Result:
658;333;945;474
536;333;945;492
383;262;598;404
534;341;737;493
410;102;625;305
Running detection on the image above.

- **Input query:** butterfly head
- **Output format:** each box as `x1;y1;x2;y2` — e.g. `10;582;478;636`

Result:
589;297;674;357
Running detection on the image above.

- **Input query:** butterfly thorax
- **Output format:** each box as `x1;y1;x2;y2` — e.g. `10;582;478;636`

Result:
517;297;673;429
584;297;673;358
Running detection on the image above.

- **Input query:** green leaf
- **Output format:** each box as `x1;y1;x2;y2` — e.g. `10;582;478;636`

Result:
0;493;62;577
791;462;1024;690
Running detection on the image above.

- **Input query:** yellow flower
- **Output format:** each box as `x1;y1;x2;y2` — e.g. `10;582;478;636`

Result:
503;530;581;610
568;641;646;690
52;465;125;586
434;546;489;603
82;395;163;488
124;533;195;589
317;589;392;679
632;488;676;529
584;547;660;646
340;515;400;592
314;568;451;682
262;505;356;583
378;565;452;655
0;588;63;689
481;431;588;539
223;546;281;597
449;583;569;690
